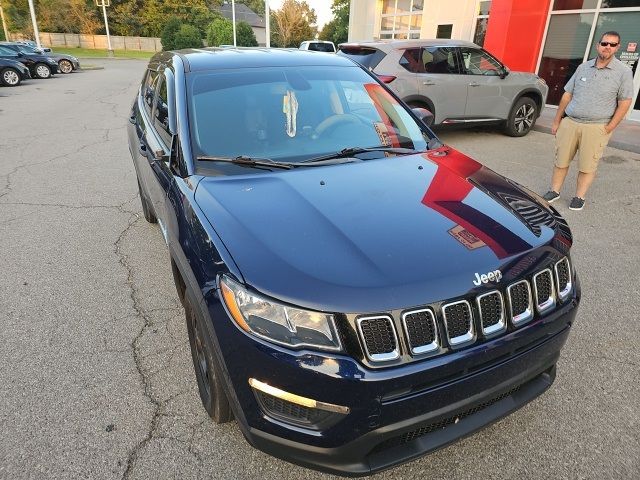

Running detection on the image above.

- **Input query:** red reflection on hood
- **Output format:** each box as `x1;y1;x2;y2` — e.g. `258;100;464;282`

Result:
421;147;531;259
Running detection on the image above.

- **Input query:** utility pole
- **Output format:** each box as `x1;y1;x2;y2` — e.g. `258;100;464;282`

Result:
232;0;237;47
265;0;270;48
96;0;113;57
26;0;41;48
0;2;10;42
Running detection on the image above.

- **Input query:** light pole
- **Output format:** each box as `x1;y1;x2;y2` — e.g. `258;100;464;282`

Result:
265;0;270;48
26;0;41;48
0;1;10;42
231;0;237;47
96;0;113;57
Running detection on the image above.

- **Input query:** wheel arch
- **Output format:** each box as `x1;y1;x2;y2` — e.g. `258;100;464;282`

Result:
513;89;544;115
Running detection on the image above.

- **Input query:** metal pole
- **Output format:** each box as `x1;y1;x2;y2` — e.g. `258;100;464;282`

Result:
0;2;10;42
27;0;41;48
232;0;237;47
101;2;113;57
265;0;270;48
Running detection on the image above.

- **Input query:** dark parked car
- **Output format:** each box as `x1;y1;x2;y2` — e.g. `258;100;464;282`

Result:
0;57;31;86
128;48;579;476
0;45;58;79
0;42;80;74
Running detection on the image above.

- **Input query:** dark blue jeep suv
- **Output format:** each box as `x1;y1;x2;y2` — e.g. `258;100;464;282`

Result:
127;48;580;476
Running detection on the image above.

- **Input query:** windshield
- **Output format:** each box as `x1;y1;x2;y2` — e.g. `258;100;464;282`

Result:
188;66;432;167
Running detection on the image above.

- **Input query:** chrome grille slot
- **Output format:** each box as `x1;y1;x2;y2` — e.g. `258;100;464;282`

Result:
555;257;572;301
356;316;399;362
507;280;533;326
533;269;556;313
476;291;506;336
442;300;474;347
402;309;439;355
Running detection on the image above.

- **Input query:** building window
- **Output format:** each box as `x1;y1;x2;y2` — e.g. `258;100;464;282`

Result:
436;24;453;39
473;1;491;46
380;0;423;40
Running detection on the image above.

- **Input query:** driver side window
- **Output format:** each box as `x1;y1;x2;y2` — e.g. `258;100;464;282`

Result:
459;48;502;75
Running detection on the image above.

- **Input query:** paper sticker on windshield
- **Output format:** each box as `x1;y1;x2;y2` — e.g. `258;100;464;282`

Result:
448;225;486;250
373;122;392;146
282;90;299;138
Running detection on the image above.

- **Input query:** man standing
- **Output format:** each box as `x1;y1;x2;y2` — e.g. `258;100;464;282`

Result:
542;31;634;211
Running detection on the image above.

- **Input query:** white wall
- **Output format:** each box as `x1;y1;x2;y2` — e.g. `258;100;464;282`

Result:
348;0;478;42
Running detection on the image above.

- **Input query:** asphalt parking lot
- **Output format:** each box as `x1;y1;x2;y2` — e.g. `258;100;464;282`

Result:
1;59;639;480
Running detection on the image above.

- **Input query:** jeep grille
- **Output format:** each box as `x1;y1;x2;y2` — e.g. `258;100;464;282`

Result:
533;269;555;313
402;309;439;355
442;300;474;346
356;316;399;362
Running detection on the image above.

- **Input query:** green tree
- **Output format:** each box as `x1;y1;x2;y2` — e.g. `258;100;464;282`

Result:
273;0;317;48
172;23;202;49
319;0;348;45
111;0;145;36
236;21;257;47
139;0;219;37
160;16;182;50
206;16;233;47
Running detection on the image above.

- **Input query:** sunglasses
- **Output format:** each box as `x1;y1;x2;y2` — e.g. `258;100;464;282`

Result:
599;41;619;47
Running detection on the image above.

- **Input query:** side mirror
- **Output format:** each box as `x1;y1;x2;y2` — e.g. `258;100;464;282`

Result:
499;66;509;79
411;107;434;127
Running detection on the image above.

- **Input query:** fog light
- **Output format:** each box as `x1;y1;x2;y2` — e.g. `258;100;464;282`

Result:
249;378;349;429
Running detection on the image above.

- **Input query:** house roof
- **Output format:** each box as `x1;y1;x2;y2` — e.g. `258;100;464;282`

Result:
219;3;266;28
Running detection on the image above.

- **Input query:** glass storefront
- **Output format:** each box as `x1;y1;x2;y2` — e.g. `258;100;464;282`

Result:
538;13;595;104
537;0;640;120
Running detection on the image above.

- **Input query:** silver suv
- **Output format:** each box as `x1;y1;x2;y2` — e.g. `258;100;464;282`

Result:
338;39;548;136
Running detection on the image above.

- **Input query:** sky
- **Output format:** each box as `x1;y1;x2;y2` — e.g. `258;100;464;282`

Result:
267;0;334;29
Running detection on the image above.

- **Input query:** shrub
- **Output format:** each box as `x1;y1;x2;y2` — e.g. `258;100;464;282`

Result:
161;17;182;51
173;24;203;50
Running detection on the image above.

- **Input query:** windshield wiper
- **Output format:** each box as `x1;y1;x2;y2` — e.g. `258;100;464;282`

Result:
196;155;295;170
301;146;421;164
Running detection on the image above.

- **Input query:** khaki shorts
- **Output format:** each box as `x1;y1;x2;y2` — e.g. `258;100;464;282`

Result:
555;117;612;173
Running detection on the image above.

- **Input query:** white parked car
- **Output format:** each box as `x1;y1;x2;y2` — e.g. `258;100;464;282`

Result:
299;40;336;53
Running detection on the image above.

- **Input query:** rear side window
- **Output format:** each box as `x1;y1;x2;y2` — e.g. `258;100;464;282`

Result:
421;47;461;74
337;47;387;70
399;48;423;73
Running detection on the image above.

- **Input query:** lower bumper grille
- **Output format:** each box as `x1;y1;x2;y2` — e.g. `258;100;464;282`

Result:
371;385;522;453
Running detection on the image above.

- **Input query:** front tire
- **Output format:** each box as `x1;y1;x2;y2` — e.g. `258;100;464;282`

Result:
137;179;157;223
1;67;21;86
504;97;537;137
34;63;52;79
58;59;73;74
184;292;233;424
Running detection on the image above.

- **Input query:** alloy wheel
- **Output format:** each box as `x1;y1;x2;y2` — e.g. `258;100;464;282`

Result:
35;64;51;79
3;69;20;86
59;60;73;74
514;104;535;133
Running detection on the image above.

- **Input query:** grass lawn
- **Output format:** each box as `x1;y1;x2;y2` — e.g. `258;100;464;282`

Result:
50;47;155;59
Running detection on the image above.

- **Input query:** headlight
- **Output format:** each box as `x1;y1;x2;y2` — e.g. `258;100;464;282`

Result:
536;76;547;86
220;276;342;352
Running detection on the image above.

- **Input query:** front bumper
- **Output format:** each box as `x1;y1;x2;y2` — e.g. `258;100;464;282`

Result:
203;283;579;476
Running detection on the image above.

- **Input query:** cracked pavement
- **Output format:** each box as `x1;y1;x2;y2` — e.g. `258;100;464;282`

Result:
1;60;639;479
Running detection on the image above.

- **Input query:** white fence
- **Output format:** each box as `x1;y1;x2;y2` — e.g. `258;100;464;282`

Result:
31;32;162;51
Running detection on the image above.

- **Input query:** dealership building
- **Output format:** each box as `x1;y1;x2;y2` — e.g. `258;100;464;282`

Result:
348;0;640;121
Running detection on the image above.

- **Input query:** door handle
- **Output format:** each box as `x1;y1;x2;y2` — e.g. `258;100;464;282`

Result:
469;82;480;87
423;81;435;85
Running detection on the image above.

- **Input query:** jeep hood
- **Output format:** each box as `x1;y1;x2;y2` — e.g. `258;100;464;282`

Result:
195;147;569;313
